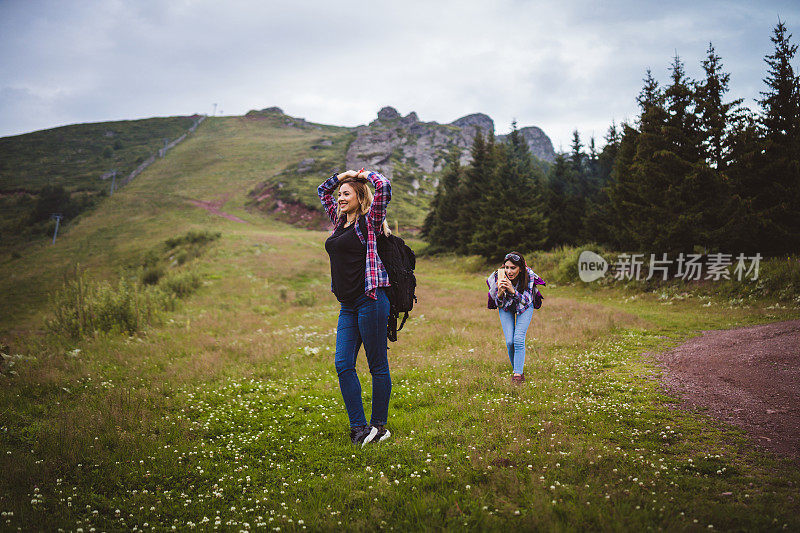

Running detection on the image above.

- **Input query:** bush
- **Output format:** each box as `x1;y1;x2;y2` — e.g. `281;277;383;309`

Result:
141;265;164;285
174;249;189;265
754;256;800;300
160;270;201;298
165;230;221;249
47;271;170;338
142;250;160;267
293;291;316;307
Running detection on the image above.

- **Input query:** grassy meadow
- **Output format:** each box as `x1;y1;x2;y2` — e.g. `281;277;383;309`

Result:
1;117;800;531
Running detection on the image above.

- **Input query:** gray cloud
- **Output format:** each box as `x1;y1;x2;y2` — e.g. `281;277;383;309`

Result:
1;0;798;149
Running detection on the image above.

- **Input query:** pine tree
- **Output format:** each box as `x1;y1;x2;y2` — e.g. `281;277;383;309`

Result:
626;68;675;252
570;129;584;175
422;149;463;251
627;56;722;253
695;43;742;169
724;109;765;253
469;123;548;259
759;20;800;147
604;123;641;250
692;44;745;251
597;121;620;184
755;19;800;253
587;135;600;187
664;54;702;163
458;131;497;253
583;123;621;245
545;153;584;248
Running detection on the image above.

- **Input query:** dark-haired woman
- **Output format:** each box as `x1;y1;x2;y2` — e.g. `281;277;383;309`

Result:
486;251;543;383
318;169;393;446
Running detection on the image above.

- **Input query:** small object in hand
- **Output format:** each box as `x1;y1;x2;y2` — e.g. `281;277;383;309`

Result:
497;266;508;295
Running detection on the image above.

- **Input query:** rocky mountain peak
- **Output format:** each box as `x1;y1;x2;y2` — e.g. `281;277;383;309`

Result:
517;126;555;163
346;107;554;187
450;113;494;134
377;106;401;120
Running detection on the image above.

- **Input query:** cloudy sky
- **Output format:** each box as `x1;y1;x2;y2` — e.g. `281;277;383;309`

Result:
1;0;798;150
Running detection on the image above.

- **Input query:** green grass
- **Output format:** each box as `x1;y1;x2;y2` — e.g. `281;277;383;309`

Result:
0;116;199;191
0;115;201;252
1;115;799;531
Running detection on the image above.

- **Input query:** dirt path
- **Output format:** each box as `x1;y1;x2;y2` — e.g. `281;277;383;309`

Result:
188;198;248;224
656;319;800;459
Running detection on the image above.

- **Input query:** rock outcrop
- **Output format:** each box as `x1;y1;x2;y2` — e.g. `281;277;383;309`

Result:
497;126;555;163
346;107;497;182
346;107;555;185
451;113;495;135
247;105;556;228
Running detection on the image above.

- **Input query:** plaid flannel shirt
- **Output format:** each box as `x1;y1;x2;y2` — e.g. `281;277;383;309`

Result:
318;172;392;300
487;267;541;314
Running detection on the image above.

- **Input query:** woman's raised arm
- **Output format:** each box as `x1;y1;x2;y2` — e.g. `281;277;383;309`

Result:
318;170;360;224
362;170;392;232
317;173;340;224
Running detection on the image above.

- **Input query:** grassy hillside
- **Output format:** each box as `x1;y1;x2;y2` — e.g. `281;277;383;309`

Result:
0;115;201;250
0;116;199;191
243;108;433;229
1;116;800;531
1;110;438;255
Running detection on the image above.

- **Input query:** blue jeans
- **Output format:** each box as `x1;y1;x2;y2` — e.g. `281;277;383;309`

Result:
499;306;534;374
334;288;391;427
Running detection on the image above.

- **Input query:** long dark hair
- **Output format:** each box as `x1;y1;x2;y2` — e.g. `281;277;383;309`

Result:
503;250;529;291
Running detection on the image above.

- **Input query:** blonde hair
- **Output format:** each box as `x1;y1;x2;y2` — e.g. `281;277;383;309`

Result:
337;178;392;236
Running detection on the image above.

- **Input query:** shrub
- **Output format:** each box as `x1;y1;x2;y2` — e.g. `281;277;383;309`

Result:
141;265;164;285
755;256;800;300
293;291;316;307
174;249;189;265
142;250;160;267
160;270;201;298
47;271;169;339
165;230;221;249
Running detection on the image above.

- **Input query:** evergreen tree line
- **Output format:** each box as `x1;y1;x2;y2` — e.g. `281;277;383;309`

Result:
424;20;800;259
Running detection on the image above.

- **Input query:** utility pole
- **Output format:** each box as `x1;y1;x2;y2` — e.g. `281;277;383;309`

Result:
109;170;117;195
212;103;217;116
51;213;63;245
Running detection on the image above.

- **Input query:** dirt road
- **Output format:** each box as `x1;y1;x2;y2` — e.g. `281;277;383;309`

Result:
656;319;800;459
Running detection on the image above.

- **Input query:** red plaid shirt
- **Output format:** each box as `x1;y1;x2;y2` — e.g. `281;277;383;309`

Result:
318;172;392;300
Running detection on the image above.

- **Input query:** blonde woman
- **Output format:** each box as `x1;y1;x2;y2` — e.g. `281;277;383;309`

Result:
318;169;392;446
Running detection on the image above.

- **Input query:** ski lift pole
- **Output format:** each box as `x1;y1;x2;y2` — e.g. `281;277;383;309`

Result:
51;213;63;245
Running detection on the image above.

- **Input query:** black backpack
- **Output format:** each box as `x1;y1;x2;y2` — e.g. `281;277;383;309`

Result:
360;218;417;341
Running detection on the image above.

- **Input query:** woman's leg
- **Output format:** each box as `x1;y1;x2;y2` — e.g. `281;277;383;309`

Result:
334;302;368;427
358;288;391;427
511;307;534;375
498;308;516;368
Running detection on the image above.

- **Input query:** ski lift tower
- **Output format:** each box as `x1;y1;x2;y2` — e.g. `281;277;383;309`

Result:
50;213;63;245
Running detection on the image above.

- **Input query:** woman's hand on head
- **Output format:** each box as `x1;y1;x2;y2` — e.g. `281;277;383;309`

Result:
357;169;370;180
337;170;359;181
